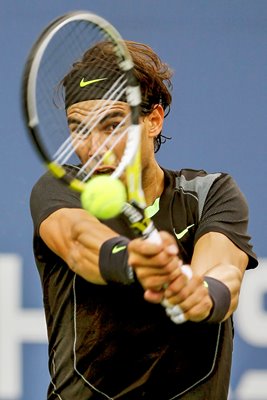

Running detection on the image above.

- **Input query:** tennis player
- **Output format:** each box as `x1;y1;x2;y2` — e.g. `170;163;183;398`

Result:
30;41;258;399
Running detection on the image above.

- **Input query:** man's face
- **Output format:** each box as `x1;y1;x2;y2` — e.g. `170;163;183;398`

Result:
67;99;131;174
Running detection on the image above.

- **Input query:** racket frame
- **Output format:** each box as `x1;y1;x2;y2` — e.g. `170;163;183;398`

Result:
23;10;188;323
23;11;143;198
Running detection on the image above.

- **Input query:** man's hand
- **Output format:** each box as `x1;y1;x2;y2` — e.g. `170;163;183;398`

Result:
163;273;212;322
128;231;183;302
128;230;213;322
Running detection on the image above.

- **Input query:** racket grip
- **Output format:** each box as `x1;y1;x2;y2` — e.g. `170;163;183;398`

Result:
145;225;162;244
140;217;193;324
144;223;192;324
161;264;192;325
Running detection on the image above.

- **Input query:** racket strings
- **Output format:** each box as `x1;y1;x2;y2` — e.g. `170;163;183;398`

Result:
53;74;129;168
31;16;139;184
35;21;108;151
78;114;131;181
53;79;123;161
42;23;130;180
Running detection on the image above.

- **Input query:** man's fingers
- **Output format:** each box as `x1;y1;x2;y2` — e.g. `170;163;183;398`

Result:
144;289;165;303
162;276;213;322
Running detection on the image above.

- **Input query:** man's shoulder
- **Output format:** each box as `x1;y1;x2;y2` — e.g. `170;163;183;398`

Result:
32;164;81;190
176;168;223;180
164;167;225;193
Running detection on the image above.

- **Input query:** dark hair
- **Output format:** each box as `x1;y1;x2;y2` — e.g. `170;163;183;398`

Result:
63;40;173;152
125;41;173;152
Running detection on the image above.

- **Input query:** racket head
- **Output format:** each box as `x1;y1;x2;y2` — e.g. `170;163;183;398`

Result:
22;11;143;198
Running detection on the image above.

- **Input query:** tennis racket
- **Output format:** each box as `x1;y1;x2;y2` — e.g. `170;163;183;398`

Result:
22;10;190;322
22;10;159;240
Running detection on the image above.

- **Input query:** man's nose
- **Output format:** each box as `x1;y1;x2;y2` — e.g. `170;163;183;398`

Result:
87;130;109;155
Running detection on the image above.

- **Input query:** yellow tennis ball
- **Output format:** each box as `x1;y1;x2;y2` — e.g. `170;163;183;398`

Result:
81;175;126;219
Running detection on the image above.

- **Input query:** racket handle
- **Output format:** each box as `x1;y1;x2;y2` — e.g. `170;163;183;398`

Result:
181;264;193;279
161;265;192;325
124;202;191;323
145;225;162;244
144;222;192;325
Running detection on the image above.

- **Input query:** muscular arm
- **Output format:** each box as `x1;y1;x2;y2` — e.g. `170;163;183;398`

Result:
190;232;248;320
40;207;248;321
39;208;119;284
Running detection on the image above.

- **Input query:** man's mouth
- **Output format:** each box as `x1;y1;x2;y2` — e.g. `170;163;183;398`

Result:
94;166;116;175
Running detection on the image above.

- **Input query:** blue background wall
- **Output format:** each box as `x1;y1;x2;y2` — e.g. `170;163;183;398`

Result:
0;1;266;399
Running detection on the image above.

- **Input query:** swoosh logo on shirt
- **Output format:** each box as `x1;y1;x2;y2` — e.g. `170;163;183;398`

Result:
112;245;127;254
145;197;160;218
79;77;107;87
174;224;195;240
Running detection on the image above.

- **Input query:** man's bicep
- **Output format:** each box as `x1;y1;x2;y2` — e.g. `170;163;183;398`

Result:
191;231;249;276
191;231;250;319
195;174;257;269
39;208;77;261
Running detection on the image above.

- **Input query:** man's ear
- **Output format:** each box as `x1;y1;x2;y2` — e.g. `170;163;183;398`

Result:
146;105;164;138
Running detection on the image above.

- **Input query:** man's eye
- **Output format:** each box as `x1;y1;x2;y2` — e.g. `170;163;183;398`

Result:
105;122;119;132
70;124;90;136
104;120;125;134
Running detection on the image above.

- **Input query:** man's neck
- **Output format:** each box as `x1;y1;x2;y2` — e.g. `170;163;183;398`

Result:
142;163;164;206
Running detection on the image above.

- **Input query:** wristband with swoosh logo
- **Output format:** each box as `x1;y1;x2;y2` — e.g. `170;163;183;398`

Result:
99;236;134;285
